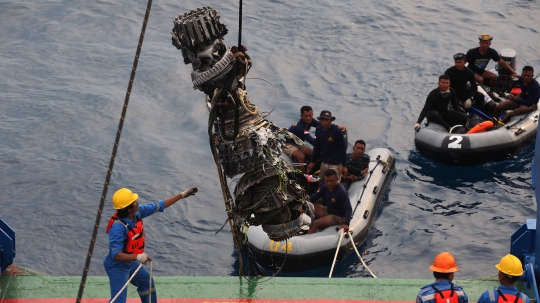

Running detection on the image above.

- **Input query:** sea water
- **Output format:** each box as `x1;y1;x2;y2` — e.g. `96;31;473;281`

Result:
1;0;539;278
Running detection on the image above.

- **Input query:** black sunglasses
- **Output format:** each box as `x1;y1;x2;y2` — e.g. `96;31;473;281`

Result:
453;53;466;60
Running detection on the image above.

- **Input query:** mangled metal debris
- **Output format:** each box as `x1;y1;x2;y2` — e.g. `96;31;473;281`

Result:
171;7;312;241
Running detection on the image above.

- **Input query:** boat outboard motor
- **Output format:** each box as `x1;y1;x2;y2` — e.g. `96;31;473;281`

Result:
495;48;518;95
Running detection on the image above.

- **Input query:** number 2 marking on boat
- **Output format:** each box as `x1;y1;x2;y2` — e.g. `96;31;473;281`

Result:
448;136;462;148
269;240;293;252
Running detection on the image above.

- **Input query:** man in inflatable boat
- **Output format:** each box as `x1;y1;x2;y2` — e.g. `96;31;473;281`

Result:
492;66;540;123
284;106;346;174
283;106;320;174
414;75;468;132
307;169;352;234
341;139;370;189
417;252;469;303
445;53;495;116
307;110;347;182
466;33;518;90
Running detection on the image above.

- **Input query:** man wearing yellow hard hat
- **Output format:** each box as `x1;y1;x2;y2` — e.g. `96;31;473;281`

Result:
103;186;197;303
477;254;531;303
417;252;469;303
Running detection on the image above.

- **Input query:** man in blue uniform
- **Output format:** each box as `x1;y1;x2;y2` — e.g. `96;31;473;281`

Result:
417;252;469;303
307;110;347;182
342;140;370;189
466;33;517;89
477;254;530;303
104;187;198;303
492;66;540;123
414;75;468;132
307;169;352;234
283;106;320;173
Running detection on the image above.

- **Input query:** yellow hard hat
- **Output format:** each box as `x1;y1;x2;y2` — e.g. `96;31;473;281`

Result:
429;252;459;273
112;188;138;210
496;254;523;276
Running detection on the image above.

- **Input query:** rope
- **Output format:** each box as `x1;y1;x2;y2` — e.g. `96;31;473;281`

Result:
148;260;153;303
246;77;280;118
237;88;259;115
109;263;142;303
238;0;242;47
348;231;377;278
109;261;152;303
75;1;152;302
328;229;345;278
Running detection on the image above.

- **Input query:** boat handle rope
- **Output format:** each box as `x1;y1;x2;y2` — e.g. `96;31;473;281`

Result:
505;111;532;130
76;0;153;302
109;261;153;303
328;229;346;278
352;155;382;216
348;231;377;278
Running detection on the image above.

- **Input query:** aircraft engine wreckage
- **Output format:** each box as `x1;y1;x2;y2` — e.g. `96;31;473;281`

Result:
171;7;313;241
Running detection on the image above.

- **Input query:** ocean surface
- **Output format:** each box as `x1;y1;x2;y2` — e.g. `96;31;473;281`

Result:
1;0;539;279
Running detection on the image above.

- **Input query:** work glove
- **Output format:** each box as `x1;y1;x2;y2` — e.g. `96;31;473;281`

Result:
414;123;421;131
181;187;198;198
464;98;472;109
136;253;152;265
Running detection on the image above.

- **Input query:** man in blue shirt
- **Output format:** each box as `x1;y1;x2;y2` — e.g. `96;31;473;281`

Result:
493;66;540;123
417;252;469;303
307;169;352;234
307;110;347;182
477;254;530;303
283;106;321;173
104;187;197;303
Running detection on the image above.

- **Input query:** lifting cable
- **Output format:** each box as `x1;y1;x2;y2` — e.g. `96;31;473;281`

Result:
75;1;153;302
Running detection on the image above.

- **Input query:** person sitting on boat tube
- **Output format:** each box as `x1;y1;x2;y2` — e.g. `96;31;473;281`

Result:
445;53;495;116
477;254;531;303
284;106;347;174
492;66;540;123
307;169;352;234
283;106;320;174
307;110;347;182
466;34;518;90
104;187;197;303
341;140;370;189
414;75;468;132
417;252;469;303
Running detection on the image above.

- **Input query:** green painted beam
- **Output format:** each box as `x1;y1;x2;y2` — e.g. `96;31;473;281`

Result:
1;266;499;301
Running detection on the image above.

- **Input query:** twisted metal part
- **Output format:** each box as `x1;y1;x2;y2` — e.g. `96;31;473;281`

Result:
172;7;308;241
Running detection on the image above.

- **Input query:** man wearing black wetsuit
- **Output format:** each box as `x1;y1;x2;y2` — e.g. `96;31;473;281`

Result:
414;75;467;132
445;53;495;116
466;33;517;89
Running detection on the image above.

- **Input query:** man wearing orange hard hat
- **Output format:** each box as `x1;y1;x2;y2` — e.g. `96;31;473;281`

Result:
477;254;531;303
103;186;198;303
417;252;469;303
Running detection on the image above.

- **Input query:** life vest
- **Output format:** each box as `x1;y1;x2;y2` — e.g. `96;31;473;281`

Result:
432;284;459;303
106;213;145;254
493;289;523;303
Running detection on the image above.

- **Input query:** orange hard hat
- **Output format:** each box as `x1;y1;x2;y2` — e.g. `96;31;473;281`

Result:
429;252;459;273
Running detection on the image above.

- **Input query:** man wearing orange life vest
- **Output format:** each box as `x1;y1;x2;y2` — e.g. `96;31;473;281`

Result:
416;252;469;303
103;187;197;303
477;254;531;303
